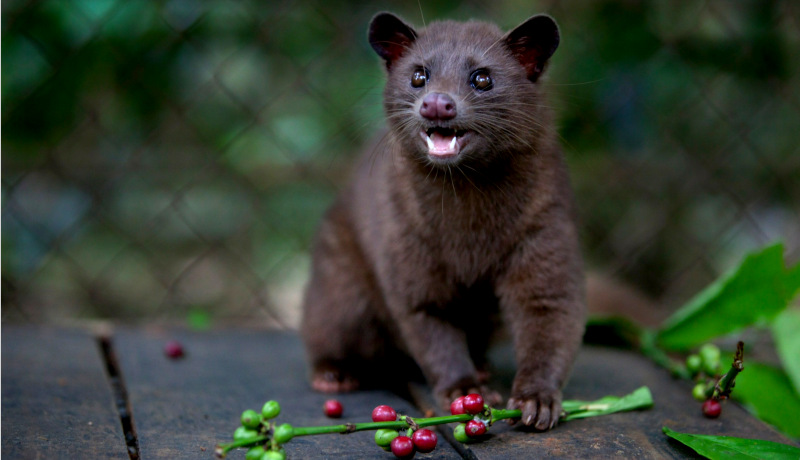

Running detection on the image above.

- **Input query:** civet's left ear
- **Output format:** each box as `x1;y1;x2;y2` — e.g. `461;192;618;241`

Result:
504;14;560;82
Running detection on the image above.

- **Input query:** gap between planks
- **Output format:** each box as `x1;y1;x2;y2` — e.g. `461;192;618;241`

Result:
98;335;141;460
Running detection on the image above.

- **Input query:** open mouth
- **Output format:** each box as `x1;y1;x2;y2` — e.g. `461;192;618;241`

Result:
419;128;469;159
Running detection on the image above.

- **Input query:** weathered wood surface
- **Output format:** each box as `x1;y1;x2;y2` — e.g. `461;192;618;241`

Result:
1;326;129;459
112;326;461;459
2;326;797;459
428;344;798;459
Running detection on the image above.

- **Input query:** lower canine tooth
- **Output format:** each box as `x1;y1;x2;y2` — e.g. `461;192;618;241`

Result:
449;137;457;151
426;136;435;151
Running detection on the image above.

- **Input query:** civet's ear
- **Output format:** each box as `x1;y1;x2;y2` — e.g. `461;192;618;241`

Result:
369;12;417;69
504;14;560;82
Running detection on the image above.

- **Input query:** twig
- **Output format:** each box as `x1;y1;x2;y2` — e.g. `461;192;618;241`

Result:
707;341;744;400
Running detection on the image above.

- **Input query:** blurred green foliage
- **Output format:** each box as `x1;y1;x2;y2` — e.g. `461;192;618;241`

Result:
2;0;799;323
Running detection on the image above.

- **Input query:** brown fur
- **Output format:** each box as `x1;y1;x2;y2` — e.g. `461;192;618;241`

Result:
300;13;585;431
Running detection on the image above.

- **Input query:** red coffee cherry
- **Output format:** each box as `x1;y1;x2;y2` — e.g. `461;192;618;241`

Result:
372;405;397;422
390;435;415;459
702;399;721;418
465;420;486;437
411;428;437;453
164;340;184;358
450;396;466;415
463;394;484;415
323;399;343;418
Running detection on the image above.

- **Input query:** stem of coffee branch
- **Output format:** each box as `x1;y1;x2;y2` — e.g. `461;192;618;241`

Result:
215;386;653;458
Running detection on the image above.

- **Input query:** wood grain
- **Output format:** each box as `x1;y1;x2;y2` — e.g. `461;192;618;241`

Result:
1;326;129;459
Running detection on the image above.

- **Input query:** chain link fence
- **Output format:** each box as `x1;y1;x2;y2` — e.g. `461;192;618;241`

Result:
3;0;799;327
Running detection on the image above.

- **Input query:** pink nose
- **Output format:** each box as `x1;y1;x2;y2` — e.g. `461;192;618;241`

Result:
419;93;456;121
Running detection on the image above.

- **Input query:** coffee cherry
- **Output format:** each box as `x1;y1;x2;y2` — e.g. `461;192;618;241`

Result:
241;409;261;429
685;354;702;375
262;400;281;420
453;424;470;443
372;405;397;422
233;426;258;441
261;450;286;460
699;344;721;375
390;435;415;459
692;383;708;402
164;340;184;358
375;429;399;450
463;394;484;415
411;428;437;453
245;446;265;460
702;399;721;418
324;399;343;418
465;420;486;437
273;423;294;444
450;396;466;415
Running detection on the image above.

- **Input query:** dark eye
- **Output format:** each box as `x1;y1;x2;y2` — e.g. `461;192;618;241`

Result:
411;68;429;88
470;69;493;91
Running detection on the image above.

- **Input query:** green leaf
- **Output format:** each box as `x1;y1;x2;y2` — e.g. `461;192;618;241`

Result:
657;243;799;350
187;309;212;331
786;259;800;300
733;363;800;438
772;308;800;396
562;386;653;420
662;427;800;459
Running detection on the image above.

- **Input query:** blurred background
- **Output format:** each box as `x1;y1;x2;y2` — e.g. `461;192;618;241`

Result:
3;0;799;328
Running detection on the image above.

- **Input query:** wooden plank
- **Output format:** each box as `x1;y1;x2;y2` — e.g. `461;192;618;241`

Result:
6;326;793;459
413;344;798;459
112;327;462;459
1;326;129;459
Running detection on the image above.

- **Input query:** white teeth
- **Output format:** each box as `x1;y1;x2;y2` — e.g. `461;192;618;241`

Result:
448;136;457;151
426;135;435;151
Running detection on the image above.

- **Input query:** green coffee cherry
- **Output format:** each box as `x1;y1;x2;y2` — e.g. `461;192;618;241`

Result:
692;383;708;402
453;423;470;443
273;423;294;444
261;449;286;460
234;426;259;441
375;428;399;448
685;354;702;375
699;344;721;375
241;409;262;429
262;400;281;420
245;446;266;460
